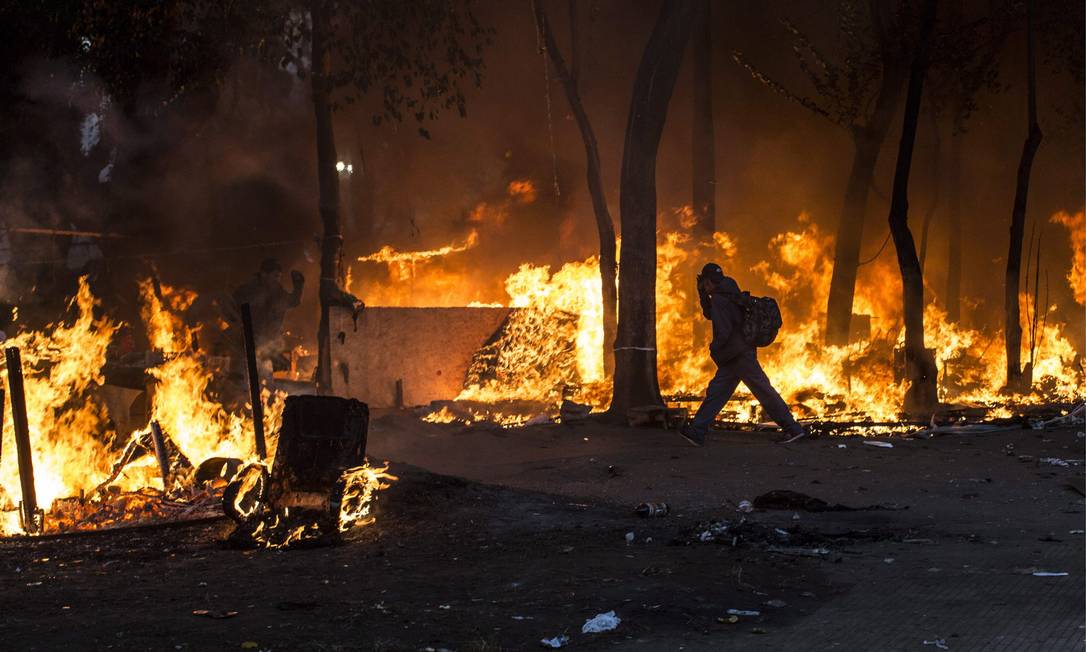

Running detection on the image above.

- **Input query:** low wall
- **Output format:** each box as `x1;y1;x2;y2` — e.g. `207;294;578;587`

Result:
328;306;511;408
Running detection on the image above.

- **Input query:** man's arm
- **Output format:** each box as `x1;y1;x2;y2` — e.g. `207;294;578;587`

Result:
697;274;712;319
709;295;733;345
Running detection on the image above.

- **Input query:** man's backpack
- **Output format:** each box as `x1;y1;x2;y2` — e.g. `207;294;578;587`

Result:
731;292;783;347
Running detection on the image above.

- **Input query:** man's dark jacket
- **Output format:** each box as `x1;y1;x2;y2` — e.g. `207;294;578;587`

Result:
699;276;751;364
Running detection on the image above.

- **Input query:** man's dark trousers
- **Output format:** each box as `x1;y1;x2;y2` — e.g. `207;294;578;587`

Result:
688;349;797;436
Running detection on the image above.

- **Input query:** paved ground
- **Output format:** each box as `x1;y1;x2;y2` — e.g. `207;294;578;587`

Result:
369;413;1086;651
0;412;1082;651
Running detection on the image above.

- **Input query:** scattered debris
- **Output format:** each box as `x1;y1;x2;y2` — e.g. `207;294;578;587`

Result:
767;546;831;557
524;413;553;426
753;489;865;512
764;599;787;608
1032;571;1069;577
559;399;592;424
717;615;739;624
863;440;893;449
624;532;635;545
1040;457;1078;467
634;502;669;517
581;610;621;633
737;500;754;513
923;639;949;650
696;521;730;542
540;634;569;648
192;609;238;619
727;608;761;617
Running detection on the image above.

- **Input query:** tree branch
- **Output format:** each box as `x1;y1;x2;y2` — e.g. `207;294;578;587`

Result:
732;49;835;123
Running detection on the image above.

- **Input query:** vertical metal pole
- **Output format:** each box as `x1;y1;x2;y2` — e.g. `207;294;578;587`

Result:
5;347;38;533
394;379;404;409
240;304;267;459
149;420;170;490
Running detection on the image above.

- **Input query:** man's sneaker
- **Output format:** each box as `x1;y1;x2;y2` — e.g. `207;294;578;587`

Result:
679;425;705;447
777;425;809;444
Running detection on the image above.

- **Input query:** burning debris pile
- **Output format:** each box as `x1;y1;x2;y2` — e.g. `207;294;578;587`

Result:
0;278;392;539
355;210;1083;429
223;396;395;549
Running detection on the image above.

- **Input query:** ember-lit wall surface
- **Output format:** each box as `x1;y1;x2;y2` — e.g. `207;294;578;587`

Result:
329;307;510;407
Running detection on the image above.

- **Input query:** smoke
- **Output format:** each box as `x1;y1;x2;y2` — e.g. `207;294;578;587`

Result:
0;1;1081;353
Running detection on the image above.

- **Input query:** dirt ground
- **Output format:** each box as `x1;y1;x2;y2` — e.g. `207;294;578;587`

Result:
1;413;1083;651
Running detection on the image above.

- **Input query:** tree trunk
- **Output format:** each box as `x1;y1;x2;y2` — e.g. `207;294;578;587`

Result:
1004;0;1043;391
537;4;617;379
311;0;343;392
918;109;941;271
945;119;962;322
824;2;907;346
887;0;938;414
691;0;715;239
609;0;695;418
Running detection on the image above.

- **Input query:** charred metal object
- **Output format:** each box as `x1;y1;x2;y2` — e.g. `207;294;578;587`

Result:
6;347;42;534
224;395;369;547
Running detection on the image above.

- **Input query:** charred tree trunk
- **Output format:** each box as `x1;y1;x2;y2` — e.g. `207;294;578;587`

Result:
945;119;963;322
691;0;715;239
311;0;343;392
537;4;617;379
888;0;938;414
609;0;694;418
824;2;906;346
1004;0;1043;392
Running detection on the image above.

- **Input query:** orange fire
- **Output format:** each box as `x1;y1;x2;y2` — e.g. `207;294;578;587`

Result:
1050;211;1085;305
375;210;1083;425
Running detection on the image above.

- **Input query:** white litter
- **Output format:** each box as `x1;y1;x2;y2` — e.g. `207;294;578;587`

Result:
922;639;949;650
624;532;635;545
737;500;753;513
863;440;894;448
837;444;847;449
540;634;569;648
1032;571;1069;577
1039;457;1074;467
581;610;621;633
726;608;761;617
524;413;552;426
1069;530;1084;535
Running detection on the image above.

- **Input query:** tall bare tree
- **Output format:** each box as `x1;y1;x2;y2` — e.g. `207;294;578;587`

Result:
690;0;715;239
609;0;695;418
1003;0;1043;391
534;0;617;378
887;0;939;413
734;1;909;346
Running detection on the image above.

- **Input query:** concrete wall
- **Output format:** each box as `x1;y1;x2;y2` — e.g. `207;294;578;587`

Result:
329;306;510;408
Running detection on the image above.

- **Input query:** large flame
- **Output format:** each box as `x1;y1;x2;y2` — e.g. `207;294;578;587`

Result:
377;210;1082;424
1051;211;1085;305
0;278;118;532
135;278;284;469
0;278;296;535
